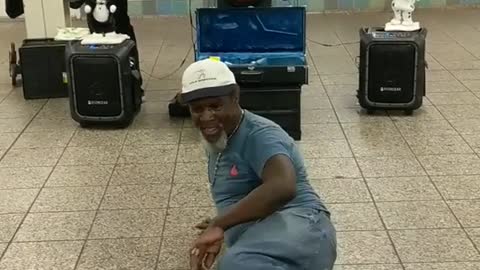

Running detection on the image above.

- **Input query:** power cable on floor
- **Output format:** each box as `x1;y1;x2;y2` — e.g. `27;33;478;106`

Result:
140;45;193;81
139;0;197;80
307;38;359;47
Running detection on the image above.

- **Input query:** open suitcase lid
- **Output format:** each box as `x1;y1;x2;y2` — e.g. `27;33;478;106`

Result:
195;7;306;67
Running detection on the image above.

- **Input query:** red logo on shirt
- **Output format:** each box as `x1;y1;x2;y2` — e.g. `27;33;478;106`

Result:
230;165;239;177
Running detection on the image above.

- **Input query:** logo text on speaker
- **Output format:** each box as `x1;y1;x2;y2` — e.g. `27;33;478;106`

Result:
88;100;109;105
380;87;401;92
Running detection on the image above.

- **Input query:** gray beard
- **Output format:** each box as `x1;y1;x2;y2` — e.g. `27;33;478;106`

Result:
200;130;228;154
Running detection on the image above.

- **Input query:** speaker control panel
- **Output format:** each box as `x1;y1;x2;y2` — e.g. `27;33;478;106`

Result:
371;31;413;39
85;44;117;50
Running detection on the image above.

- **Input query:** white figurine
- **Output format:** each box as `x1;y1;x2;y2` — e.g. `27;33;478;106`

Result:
80;0;130;45
385;0;420;31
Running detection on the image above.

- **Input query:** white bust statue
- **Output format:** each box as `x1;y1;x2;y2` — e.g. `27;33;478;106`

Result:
385;0;421;31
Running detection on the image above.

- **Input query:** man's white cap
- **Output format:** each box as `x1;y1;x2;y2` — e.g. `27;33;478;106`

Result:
180;58;237;103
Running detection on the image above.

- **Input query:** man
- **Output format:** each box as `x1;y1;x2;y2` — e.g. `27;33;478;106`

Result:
180;58;337;270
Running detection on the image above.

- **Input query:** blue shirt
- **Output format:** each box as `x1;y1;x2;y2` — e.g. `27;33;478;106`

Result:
207;110;329;245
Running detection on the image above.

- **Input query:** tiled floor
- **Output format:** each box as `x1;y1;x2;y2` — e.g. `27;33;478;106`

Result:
1;7;480;270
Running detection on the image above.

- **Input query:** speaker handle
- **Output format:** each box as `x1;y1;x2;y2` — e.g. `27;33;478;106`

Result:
131;70;141;80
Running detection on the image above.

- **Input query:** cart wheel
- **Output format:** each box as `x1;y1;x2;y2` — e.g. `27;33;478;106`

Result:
9;43;18;86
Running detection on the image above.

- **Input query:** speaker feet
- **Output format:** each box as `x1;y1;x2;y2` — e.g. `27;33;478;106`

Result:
79;121;132;129
364;108;415;116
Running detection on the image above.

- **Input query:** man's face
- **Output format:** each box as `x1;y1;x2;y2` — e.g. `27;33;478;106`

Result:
188;95;238;150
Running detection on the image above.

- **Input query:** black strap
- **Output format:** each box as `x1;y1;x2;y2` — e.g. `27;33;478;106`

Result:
5;0;24;19
69;0;85;9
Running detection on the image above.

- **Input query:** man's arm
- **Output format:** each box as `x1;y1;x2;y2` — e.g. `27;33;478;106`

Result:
211;154;297;231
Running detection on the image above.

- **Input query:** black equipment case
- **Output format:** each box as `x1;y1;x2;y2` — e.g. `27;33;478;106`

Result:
19;39;69;99
195;7;308;140
357;27;427;115
65;40;142;128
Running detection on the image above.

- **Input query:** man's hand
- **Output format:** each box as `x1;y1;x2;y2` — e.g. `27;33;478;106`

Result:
190;226;224;270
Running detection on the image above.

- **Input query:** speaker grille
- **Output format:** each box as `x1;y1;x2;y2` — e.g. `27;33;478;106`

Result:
72;56;122;117
367;43;416;104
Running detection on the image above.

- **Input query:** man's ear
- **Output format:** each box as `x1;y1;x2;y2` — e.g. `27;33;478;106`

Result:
232;85;240;102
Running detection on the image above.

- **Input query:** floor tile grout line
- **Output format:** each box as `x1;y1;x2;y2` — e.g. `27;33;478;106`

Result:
308;42;405;268
122;128;182;147
2;207;169;215
0;99;49;163
0;112;75;263
0;87;15;104
153;124;183;270
433;21;480;62
425;52;480;103
142;40;165;89
144;39;172;87
339;227;474;232
389;109;480;257
320;198;480;204
2;236;165;244
0;160;203;169
0;236;160;244
310;172;480;179
3;226;480;244
2;198;479;215
1;160;180;168
343;260;480;265
420;146;480;250
332;123;407;265
425;54;480;174
0;180;179;190
327;28;409;269
72;133;129;270
337;259;480;265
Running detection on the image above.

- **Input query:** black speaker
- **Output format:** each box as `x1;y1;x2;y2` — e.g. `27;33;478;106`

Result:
217;0;272;8
357;27;427;115
65;40;142;127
